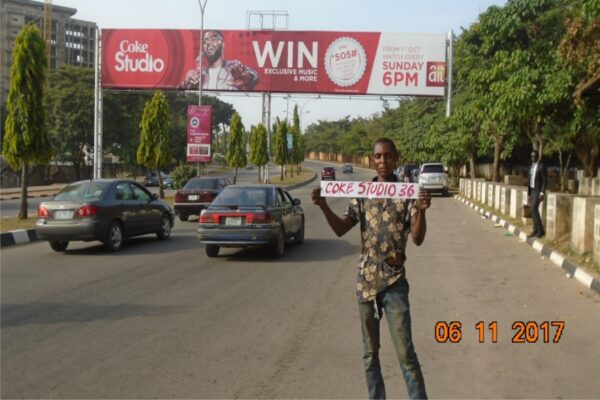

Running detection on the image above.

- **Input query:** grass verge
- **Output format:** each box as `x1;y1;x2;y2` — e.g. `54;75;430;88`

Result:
0;217;37;234
265;168;315;187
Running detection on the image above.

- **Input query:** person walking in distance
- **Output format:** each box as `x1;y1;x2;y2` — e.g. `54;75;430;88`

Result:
311;138;431;399
527;149;547;238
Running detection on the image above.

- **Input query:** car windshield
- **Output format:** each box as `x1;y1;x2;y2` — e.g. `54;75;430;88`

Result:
212;188;269;207
324;167;334;172
54;182;109;201
422;165;444;173
184;179;218;190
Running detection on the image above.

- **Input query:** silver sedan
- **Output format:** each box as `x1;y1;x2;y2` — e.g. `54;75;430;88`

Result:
36;179;175;252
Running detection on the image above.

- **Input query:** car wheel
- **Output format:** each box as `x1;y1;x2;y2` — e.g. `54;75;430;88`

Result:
156;214;172;240
293;218;305;245
442;188;449;197
270;225;285;258
49;240;69;252
179;214;189;222
104;220;123;252
205;244;219;257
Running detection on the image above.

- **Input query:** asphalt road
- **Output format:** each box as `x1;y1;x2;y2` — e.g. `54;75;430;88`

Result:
2;163;599;398
0;164;282;218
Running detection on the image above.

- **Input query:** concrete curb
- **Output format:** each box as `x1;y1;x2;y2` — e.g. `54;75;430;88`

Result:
0;229;38;247
0;185;67;201
0;172;319;249
1;193;57;201
455;195;600;295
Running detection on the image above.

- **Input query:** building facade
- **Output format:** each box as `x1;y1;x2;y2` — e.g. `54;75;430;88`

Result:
0;0;97;108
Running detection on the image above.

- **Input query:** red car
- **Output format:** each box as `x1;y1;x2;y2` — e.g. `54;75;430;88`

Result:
174;177;231;221
321;166;336;181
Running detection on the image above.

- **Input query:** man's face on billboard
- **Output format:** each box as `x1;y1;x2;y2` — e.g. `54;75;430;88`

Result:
203;31;223;64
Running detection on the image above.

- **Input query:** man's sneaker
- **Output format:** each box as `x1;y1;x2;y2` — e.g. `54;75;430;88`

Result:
527;232;538;238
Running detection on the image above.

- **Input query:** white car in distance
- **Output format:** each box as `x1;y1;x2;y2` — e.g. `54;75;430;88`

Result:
418;163;449;196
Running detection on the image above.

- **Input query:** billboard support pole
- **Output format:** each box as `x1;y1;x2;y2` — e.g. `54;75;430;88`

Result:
197;0;207;176
446;30;454;117
261;92;271;183
93;28;103;179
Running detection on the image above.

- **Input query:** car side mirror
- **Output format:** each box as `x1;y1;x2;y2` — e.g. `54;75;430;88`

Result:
293;198;301;206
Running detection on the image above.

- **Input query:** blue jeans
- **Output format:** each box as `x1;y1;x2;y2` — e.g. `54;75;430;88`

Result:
358;277;427;399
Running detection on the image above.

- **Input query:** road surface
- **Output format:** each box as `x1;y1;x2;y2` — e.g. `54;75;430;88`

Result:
2;163;599;398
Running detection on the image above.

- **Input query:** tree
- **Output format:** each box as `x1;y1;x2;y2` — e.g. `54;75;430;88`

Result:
559;0;600;177
291;127;305;174
249;123;269;182
103;92;236;171
226;113;247;184
137;91;171;198
170;162;196;189
45;65;94;180
273;118;288;180
2;24;52;219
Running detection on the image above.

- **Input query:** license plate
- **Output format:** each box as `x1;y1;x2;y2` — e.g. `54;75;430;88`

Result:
225;217;242;226
54;210;73;219
188;195;199;201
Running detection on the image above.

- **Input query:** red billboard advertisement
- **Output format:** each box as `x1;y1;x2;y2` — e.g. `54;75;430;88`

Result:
187;105;212;163
101;29;447;96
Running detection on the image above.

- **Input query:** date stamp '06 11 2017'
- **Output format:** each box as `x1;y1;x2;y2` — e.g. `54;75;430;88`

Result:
435;321;566;344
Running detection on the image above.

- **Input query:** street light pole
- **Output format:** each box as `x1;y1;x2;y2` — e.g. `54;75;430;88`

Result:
197;0;207;176
287;96;319;132
197;0;207;106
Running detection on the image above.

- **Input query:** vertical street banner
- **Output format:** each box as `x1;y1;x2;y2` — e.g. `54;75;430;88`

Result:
187;105;212;163
101;29;447;96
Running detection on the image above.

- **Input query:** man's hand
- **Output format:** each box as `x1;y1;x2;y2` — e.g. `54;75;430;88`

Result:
228;62;256;89
311;187;327;207
180;69;200;89
539;193;545;203
415;189;431;211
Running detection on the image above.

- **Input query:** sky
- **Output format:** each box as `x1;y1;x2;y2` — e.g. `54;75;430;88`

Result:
56;0;507;129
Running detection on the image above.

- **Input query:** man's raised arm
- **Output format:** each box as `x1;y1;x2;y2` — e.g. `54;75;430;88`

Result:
311;187;354;237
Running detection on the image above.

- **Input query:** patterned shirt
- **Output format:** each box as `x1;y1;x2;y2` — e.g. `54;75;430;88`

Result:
344;177;417;303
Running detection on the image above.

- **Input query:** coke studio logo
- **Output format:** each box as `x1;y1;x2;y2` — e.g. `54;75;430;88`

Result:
103;30;181;87
114;40;165;73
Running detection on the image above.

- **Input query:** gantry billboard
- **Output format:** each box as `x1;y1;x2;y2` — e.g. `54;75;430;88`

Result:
101;29;447;96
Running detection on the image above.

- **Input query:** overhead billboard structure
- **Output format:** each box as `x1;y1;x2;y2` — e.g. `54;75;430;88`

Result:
101;29;447;96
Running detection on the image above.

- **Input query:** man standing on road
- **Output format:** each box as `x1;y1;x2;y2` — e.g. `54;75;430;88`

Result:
311;138;431;400
527;149;547;238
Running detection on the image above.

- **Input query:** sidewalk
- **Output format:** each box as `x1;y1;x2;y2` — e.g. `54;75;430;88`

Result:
455;194;600;295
